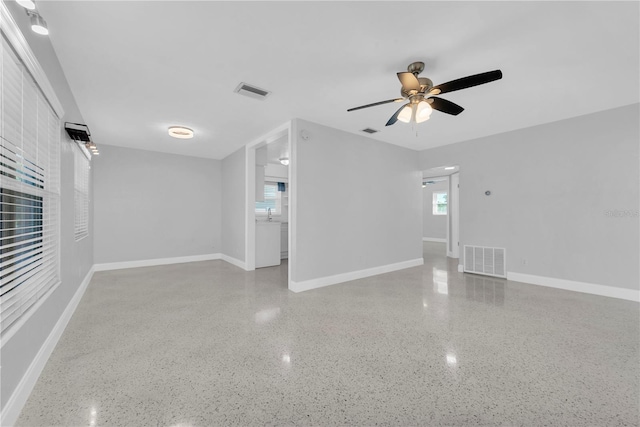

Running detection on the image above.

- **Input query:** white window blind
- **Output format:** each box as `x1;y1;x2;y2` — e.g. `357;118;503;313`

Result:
74;145;89;241
0;32;61;337
255;182;281;215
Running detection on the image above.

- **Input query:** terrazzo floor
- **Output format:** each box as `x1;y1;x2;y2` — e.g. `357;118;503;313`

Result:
15;243;640;426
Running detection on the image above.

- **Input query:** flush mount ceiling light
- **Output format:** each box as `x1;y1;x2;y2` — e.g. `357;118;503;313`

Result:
279;157;289;166
27;10;48;35
17;0;36;10
445;166;455;170
168;126;194;139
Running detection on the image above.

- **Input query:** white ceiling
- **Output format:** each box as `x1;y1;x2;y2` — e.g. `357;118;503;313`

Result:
37;1;639;160
266;135;289;165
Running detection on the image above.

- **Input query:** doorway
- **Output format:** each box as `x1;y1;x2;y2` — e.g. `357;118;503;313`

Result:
421;166;460;259
245;122;292;288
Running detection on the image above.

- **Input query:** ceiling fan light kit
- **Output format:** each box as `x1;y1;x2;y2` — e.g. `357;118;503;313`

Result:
348;61;502;127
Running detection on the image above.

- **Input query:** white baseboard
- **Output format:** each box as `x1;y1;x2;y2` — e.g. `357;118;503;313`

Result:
507;272;640;302
220;254;247;270
290;258;424;293
94;253;222;271
423;237;446;243
0;267;95;427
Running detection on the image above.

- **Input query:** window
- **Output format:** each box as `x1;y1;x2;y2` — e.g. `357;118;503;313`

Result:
74;145;90;241
255;182;281;216
1;31;61;338
433;191;447;215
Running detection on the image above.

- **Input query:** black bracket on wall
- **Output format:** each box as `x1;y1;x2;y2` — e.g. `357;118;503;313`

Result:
64;122;91;143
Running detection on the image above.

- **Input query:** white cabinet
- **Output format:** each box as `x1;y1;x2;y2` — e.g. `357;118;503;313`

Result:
256;221;281;268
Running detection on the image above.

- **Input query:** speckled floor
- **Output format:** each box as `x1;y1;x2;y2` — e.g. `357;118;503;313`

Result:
16;243;640;426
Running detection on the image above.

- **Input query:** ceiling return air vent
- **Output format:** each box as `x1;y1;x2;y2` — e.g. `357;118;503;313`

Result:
361;128;379;134
234;82;271;100
464;245;506;278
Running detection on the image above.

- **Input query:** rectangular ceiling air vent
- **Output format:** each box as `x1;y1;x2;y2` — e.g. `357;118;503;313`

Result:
361;128;378;134
234;82;271;100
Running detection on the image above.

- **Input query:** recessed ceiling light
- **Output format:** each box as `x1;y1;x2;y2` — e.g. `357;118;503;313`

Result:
17;0;36;10
444;167;455;170
168;126;194;139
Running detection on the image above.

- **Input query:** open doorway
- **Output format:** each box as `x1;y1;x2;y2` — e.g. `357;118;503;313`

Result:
245;122;292;288
422;166;459;259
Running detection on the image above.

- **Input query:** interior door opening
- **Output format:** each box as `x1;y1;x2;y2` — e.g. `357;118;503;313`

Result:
245;122;292;288
421;166;460;259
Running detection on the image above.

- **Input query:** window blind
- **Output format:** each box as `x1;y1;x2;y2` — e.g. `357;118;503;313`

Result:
255;182;281;215
0;32;61;337
74;145;89;241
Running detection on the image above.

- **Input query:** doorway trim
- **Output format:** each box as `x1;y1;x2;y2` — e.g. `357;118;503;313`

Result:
422;166;460;259
447;172;460;259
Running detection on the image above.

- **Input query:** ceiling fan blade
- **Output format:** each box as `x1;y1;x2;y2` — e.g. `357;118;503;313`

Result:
347;98;404;112
397;72;421;92
428;97;464;116
385;103;409;126
431;70;502;95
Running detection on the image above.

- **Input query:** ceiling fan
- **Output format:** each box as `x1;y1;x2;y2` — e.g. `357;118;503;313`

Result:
347;62;502;126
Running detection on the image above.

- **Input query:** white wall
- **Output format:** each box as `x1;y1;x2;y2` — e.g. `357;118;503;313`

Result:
423;180;448;240
1;1;93;416
93;145;221;263
419;104;640;292
221;146;246;264
291;119;423;289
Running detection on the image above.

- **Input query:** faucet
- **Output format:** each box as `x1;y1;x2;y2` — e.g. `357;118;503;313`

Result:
267;208;272;221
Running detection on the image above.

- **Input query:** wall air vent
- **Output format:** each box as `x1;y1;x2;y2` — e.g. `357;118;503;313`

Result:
64;122;91;142
64;122;98;159
464;245;506;278
361;128;378;134
234;82;271;100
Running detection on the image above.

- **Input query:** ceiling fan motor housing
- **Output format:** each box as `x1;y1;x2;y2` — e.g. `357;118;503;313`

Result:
407;61;425;75
418;77;433;92
401;77;433;98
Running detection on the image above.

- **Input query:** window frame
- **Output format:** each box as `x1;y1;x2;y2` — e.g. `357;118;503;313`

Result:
432;191;448;215
255;181;282;217
1;4;65;345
